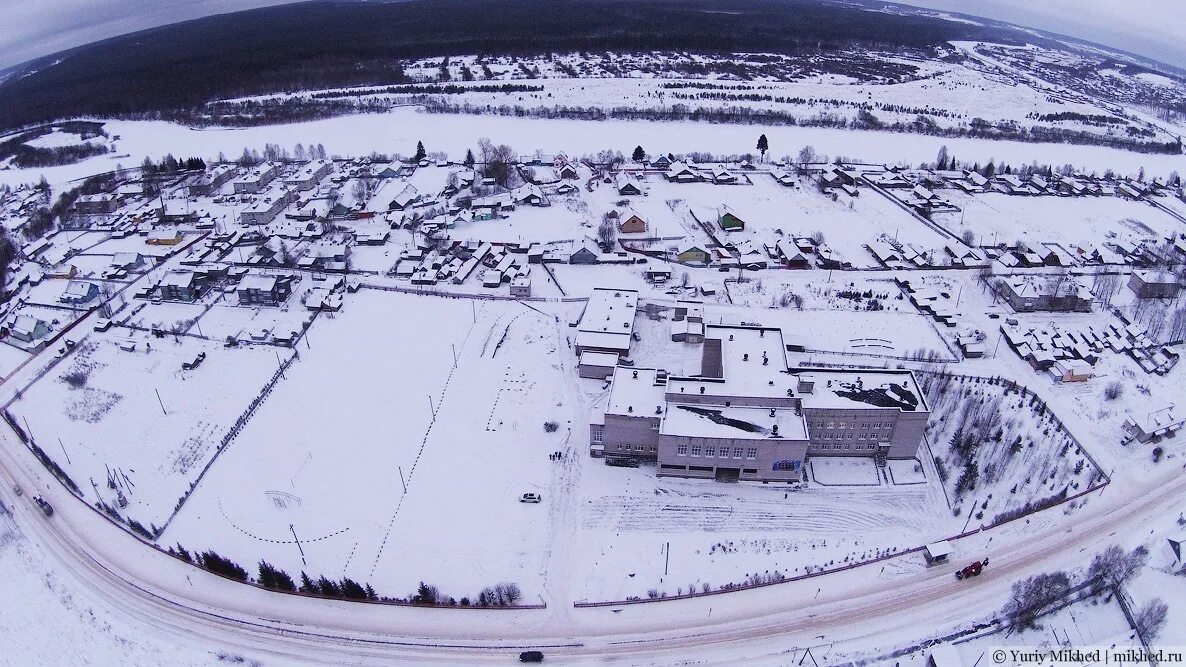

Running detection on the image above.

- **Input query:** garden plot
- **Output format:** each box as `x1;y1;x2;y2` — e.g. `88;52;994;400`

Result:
347;244;401;273
166;290;571;601
656;179;947;267
87;234;185;258
933;192;1183;249
451;193;597;243
572;459;951;601
126;301;209;334
919;372;1103;526
188;301;312;344
586;182;695;240
7;335;292;531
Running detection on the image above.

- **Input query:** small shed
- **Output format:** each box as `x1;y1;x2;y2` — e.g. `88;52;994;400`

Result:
924;541;953;565
578;351;620;380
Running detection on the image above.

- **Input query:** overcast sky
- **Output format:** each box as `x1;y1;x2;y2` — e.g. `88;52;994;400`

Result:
0;0;1183;71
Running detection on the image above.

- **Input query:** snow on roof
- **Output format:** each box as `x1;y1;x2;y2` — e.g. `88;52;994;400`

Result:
660;403;808;441
239;274;278;291
161;271;195;287
605;366;666;417
578;288;638;337
579;351;621;367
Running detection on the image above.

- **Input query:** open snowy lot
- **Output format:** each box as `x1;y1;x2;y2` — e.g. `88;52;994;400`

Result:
166;289;573;601
933;191;1183;249
7;333;294;531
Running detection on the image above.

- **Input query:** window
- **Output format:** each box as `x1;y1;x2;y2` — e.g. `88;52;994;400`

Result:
847;432;854;440
733;447;744;459
859;432;867;440
743;468;757;474
827;421;834;429
745;447;757;460
691;445;702;457
773;460;800;472
591;425;603;444
616;444;623;450
838;421;846;429
719;448;729;458
705;446;716;457
677;444;688;456
649;445;656;452
844;443;851;450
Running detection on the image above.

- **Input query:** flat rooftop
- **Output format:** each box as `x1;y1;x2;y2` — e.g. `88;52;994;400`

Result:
605;366;666;417
793;368;927;412
578;288;638;336
660;403;808;441
666;325;797;400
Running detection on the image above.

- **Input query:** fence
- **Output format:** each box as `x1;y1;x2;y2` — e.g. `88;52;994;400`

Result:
575;368;1112;608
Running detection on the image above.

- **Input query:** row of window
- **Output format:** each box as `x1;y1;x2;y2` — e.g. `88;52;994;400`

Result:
614;443;656;452
675;444;758;459
813;420;892;431
820;431;883;440
814;442;879;451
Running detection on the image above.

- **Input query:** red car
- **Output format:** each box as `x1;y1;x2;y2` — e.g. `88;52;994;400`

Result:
955;558;989;579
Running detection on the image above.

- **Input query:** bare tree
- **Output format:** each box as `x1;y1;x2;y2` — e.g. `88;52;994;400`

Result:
1003;571;1072;630
1134;598;1169;641
1087;544;1149;595
597;214;618;250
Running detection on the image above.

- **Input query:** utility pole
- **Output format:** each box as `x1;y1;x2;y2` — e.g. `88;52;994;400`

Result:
398;465;407;494
664;541;670;575
428;395;436;418
155;388;168;415
451;343;457;368
58;438;71;465
961;495;979;533
289;524;307;566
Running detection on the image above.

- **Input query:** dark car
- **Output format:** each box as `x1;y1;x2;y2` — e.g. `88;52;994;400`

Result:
519;651;544;663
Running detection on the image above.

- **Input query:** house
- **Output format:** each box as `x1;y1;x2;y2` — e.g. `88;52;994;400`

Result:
558;163;579;180
59;280;99;305
509;273;532;298
1117;182;1144;200
75;193;118;215
159;271;202;302
645;268;673;283
717;211;745;232
8;315;50;343
999;276;1093;313
1049;359;1093;383
1124;405;1184;443
283;160;333;191
649;155;673;169
555;182;578;195
614;209;647;234
771;169;797;187
511;183;545;206
676;246;711;266
189;164;237;196
1129;270;1181;299
387;184;420;211
665;161;701;183
711;166;738;184
111;252;148;271
146;229;183;246
237;274;293;306
240;188;292;226
615;173;642;196
569;245;600;265
233;162;282;194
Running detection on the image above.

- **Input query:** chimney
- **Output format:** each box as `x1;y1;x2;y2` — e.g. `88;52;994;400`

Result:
627;405;633;413
769;408;775;417
743;353;749;361
699;386;705;394
772;424;780;437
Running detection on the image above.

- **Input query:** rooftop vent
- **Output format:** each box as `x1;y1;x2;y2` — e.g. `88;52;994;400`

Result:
743;353;749;361
769;408;776;417
627;405;633;413
699;386;705;394
655;406;663;415
632;370;638;379
772;424;780;436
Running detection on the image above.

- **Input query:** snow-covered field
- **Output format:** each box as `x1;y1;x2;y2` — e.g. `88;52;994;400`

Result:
166;290;572;601
8;333;294;531
933;191;1183;248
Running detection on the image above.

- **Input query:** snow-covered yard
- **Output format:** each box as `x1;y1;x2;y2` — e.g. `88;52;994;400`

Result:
7;334;294;530
165;290;572;601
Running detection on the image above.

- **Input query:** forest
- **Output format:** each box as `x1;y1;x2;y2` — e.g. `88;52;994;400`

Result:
0;0;1016;131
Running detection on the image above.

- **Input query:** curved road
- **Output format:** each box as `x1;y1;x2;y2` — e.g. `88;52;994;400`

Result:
3;410;1183;665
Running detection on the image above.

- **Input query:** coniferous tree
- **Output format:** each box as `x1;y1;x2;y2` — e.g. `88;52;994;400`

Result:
341;578;368;600
318;576;341;597
632;145;645;162
413;141;426;162
299;571;318;594
756;134;769;160
464;149;475;168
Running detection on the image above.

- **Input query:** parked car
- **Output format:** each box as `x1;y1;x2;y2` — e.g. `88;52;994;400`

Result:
33;495;54;517
12;484;22;497
519;493;542;504
519;650;544;663
605;457;640;468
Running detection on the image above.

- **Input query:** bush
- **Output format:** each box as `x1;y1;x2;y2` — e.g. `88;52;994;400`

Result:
543;421;559;433
1103;381;1123;401
62;369;89;389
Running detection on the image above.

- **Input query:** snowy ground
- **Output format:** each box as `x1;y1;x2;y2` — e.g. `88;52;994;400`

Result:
166;290;572;602
933;191;1183;249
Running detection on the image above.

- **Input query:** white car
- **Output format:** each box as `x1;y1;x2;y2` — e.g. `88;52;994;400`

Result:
519;493;542;504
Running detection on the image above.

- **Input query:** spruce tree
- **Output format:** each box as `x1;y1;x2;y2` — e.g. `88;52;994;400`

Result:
757;134;769;160
632;145;645;162
414;141;426;162
299;572;317;594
